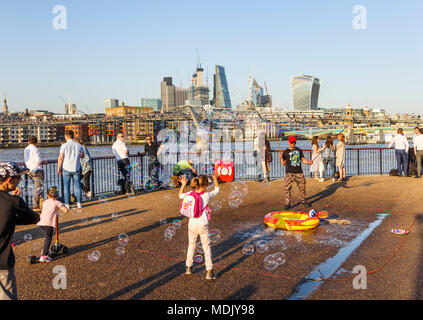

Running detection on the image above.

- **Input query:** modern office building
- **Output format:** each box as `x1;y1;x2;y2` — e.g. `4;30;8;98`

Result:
160;77;176;112
105;103;153;117
291;75;320;111
105;99;119;108
213;65;231;109
141;98;162;112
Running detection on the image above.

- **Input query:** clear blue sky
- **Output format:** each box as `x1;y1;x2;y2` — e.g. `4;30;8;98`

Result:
0;0;422;114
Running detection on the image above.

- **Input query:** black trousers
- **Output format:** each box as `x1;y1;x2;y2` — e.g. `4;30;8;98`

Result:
117;159;132;193
39;226;54;256
80;171;92;193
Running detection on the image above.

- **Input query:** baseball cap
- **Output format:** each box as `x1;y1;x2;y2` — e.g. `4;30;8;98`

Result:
0;161;30;180
288;136;297;144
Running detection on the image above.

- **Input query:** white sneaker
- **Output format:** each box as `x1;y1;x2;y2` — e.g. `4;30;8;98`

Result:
319;178;324;182
65;204;70;210
86;191;92;200
77;203;82;209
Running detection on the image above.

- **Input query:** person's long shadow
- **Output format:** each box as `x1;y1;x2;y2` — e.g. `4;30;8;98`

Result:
225;284;258;300
46;214;186;262
102;224;268;300
12;208;149;245
290;181;354;208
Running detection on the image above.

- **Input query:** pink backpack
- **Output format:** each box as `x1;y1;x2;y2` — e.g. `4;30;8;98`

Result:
180;191;209;218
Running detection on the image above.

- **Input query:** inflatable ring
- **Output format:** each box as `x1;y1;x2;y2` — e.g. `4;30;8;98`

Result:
264;211;320;231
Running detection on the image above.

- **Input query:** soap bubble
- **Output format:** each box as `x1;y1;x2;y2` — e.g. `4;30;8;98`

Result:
173;219;182;229
81;217;88;224
166;226;177;237
72;208;83;215
143;180;156;192
194;254;204;264
209;229;222;243
256;240;269;253
264;254;278;271
23;234;32;242
196;242;204;254
164;234;173;242
115;246;126;256
231;181;248;197
228;198;242;209
117;234;129;246
128;194;135;200
150;167;163;181
274;252;286;265
93;216;100;223
159;218;167;225
228;190;243;209
88;250;101;262
269;238;287;250
209;200;222;211
242;244;255;256
98;195;107;204
111;213;118;220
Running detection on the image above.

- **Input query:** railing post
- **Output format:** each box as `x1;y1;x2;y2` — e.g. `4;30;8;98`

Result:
357;149;360;176
91;159;95;198
60;173;64;197
24;174;29;205
379;149;383;175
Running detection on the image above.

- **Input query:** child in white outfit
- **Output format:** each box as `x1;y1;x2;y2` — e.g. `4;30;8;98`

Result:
178;174;220;280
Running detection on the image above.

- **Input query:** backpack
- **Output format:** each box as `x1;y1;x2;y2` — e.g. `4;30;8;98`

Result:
180;191;209;218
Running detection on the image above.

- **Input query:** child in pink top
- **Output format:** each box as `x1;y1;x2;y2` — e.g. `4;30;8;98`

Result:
37;187;70;262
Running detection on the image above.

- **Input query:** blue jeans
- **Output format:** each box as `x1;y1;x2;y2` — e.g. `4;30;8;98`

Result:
395;149;408;176
63;169;82;205
323;158;335;177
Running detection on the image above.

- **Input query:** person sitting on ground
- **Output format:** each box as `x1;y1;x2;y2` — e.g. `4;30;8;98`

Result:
37;187;70;263
172;160;197;186
0;161;40;300
280;136;313;210
178;173;220;280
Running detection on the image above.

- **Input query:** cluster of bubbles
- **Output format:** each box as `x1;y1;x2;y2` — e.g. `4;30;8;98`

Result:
88;250;101;262
227;181;249;209
209;200;223;212
115;233;129;256
163;219;182;241
263;252;286;271
143;179;160;192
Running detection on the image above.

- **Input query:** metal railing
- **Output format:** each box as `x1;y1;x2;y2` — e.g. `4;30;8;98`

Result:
17;147;398;206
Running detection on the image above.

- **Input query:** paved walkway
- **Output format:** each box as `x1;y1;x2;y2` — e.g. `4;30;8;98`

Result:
12;175;423;300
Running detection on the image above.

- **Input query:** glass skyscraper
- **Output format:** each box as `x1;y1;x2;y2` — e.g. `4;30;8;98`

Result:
213;65;231;109
291;75;320;111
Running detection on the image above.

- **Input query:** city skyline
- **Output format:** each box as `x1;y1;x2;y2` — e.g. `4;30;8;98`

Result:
1;1;422;114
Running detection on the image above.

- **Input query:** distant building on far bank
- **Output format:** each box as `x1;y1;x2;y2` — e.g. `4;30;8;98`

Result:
291;75;320;111
141;98;161;112
161;77;176;112
105;99;119;108
105;101;153;117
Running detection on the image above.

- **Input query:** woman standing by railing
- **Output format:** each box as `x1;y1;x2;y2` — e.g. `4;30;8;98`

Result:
336;133;346;181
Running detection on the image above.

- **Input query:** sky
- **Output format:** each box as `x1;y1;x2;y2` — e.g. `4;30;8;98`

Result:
0;0;422;114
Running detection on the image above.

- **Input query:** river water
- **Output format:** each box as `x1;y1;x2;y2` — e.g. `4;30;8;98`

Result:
0;141;389;163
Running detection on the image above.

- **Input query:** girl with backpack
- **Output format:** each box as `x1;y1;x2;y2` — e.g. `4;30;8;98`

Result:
321;136;336;182
178;174;220;280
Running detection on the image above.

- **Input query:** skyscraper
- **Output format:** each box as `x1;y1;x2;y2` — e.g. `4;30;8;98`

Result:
160;77;176;112
291;75;321;111
213;65;231;109
191;67;210;105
